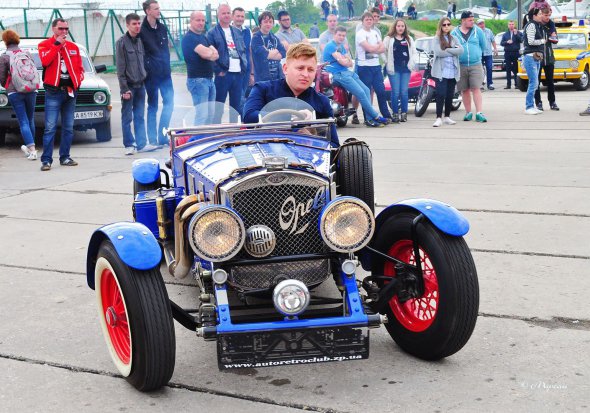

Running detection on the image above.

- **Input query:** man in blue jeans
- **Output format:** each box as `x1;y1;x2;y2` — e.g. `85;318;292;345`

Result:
476;19;497;90
140;0;174;146
38;18;85;171
182;11;219;125
324;26;386;127
116;13;158;155
208;3;248;123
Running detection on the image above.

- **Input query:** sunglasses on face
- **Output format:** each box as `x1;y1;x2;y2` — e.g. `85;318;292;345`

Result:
57;27;69;31
442;23;451;26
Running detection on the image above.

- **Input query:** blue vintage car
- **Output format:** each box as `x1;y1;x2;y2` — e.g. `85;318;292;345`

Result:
85;100;479;391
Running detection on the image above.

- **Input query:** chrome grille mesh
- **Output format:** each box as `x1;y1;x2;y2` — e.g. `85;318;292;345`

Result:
224;172;329;257
230;259;330;290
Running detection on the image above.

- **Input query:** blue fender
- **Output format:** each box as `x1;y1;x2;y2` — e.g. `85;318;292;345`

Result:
375;198;469;236
132;158;160;184
86;222;162;289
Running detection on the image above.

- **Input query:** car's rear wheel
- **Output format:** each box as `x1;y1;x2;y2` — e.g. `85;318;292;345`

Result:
517;77;528;92
95;240;175;391
574;67;589;91
336;116;348;127
372;212;479;360
96;119;112;142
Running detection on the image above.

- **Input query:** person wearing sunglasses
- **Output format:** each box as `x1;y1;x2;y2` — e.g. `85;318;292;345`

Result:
431;17;463;127
38;18;85;171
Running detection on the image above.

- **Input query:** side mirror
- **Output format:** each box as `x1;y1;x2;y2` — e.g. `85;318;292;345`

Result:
95;64;107;73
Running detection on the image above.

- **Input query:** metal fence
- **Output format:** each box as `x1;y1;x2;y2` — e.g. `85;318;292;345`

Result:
0;6;260;66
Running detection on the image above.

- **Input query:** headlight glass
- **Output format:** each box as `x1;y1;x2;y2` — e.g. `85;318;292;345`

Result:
93;91;107;104
0;94;8;107
571;60;579;69
320;197;374;253
188;206;245;262
273;280;310;316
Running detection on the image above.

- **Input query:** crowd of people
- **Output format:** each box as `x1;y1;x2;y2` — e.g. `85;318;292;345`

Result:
2;1;590;166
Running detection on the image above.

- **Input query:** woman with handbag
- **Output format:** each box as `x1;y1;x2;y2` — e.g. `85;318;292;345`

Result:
384;18;416;123
522;8;547;115
431;17;463;127
0;29;39;159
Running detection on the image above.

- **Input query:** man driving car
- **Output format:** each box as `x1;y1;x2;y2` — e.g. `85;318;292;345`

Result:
243;42;339;146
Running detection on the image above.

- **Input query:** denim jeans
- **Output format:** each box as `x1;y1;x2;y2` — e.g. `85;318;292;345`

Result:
145;74;174;145
41;89;76;165
214;71;243;123
388;71;411;114
522;54;540;109
357;65;391;118
187;77;216;125
121;85;147;149
332;70;379;121
8;92;36;147
482;55;494;87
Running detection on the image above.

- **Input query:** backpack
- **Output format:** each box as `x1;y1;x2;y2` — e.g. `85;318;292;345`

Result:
7;50;40;93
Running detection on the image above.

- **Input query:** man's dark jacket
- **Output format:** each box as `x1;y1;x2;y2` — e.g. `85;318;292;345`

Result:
206;24;247;75
139;17;171;78
500;30;523;54
243;79;339;146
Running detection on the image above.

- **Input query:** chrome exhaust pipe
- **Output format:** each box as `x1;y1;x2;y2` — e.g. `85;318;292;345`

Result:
168;194;200;278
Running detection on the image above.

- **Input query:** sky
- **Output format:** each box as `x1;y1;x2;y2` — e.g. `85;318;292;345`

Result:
0;0;279;11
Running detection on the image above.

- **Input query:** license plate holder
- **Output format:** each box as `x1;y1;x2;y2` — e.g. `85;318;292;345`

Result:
74;110;103;120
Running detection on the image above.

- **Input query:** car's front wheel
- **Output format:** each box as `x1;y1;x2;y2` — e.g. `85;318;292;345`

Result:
574;67;589;91
371;212;479;360
95;119;112;142
95;240;175;391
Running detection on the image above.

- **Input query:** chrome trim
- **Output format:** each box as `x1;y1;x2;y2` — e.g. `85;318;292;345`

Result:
320;197;375;253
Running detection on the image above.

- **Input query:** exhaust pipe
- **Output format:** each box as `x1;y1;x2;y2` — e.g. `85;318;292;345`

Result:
166;194;202;278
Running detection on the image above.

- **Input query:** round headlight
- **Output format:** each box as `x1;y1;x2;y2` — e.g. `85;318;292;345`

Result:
188;206;245;262
320;197;375;253
94;91;107;104
571;60;579;69
273;279;310;316
0;94;8;107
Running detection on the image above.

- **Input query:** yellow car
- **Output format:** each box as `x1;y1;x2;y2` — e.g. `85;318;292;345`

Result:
517;21;590;91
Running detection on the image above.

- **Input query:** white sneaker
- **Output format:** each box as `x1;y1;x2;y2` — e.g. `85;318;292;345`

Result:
443;117;456;125
124;146;136;155
27;150;38;160
20;145;30;157
137;144;159;153
525;108;539;115
433;118;443;127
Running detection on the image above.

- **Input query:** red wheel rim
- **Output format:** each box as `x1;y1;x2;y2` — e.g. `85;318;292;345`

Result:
100;268;131;364
384;240;439;332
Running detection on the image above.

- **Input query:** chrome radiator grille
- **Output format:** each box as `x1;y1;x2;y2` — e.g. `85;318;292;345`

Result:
230;259;330;290
223;172;329;257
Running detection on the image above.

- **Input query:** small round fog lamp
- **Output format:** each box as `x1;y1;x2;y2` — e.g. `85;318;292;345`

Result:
272;280;310;316
212;269;228;285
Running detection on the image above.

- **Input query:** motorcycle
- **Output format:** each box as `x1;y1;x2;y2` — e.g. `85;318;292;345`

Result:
315;63;356;127
414;48;462;117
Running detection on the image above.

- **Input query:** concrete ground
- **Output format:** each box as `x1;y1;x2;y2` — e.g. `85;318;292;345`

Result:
0;72;588;412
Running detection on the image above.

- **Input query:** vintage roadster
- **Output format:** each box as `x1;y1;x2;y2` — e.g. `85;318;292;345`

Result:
85;101;479;391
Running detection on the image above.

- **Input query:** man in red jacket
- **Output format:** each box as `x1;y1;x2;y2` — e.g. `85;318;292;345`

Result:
38;18;84;171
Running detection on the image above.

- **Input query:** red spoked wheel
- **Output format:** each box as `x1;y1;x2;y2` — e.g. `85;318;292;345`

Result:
95;240;175;391
384;240;439;333
98;266;131;370
372;212;479;360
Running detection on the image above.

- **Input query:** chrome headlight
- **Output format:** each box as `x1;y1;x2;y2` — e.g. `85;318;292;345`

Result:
273;279;310;316
571;60;580;69
93;91;107;104
0;94;8;107
188;206;245;262
319;197;374;253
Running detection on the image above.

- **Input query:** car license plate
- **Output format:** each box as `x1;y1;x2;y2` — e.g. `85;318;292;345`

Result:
74;110;103;120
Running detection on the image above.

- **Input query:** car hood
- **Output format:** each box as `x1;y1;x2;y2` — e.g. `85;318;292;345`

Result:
178;133;332;185
80;73;109;90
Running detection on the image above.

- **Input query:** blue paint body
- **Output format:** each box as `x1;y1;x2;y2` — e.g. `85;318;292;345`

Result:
132;158;161;184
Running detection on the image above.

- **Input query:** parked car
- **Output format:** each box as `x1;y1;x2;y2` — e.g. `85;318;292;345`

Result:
416;9;447;21
493;32;505;71
0;38;112;145
85;99;480;391
517;21;590;91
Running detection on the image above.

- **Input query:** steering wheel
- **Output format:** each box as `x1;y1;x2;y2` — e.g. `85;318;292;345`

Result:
261;109;309;123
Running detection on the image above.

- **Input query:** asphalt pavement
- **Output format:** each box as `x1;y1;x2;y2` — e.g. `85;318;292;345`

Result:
0;72;589;412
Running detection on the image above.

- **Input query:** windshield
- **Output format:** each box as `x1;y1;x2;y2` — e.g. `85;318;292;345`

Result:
554;33;588;49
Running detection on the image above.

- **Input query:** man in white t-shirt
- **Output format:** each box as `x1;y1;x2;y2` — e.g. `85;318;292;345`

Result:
355;11;392;123
207;4;247;122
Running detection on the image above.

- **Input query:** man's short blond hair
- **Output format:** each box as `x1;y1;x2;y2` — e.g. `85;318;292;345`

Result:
286;43;318;61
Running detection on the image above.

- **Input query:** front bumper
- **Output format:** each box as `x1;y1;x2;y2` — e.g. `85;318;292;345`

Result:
0;106;111;130
518;71;583;80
